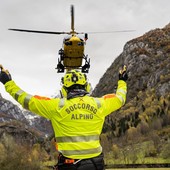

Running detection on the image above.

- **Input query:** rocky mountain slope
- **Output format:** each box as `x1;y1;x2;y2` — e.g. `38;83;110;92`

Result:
92;23;170;145
92;23;170;99
0;94;53;144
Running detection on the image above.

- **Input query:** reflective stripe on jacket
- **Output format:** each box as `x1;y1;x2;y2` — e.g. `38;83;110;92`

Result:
5;80;127;159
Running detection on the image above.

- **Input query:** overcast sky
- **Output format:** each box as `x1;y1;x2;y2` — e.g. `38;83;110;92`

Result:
0;0;170;103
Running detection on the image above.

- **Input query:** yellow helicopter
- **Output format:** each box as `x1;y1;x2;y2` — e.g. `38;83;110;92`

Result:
9;5;90;73
9;5;134;73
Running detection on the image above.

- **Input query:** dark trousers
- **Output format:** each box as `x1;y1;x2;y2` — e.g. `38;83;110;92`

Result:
56;153;105;170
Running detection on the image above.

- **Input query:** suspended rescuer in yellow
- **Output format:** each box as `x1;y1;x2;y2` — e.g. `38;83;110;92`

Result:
0;64;128;170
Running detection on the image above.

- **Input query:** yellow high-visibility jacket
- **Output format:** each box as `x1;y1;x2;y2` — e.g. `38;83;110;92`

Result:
5;80;127;159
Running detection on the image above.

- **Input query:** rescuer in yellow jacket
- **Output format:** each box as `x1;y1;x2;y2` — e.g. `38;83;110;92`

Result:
0;64;128;170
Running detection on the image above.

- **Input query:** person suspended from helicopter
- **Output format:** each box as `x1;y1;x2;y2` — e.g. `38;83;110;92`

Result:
0;64;128;170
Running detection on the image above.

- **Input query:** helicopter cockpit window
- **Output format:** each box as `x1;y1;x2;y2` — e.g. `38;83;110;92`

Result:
63;35;72;42
77;37;84;46
64;35;72;46
78;42;84;46
65;41;72;46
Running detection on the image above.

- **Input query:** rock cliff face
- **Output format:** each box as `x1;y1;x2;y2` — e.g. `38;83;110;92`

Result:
92;23;170;137
92;23;170;98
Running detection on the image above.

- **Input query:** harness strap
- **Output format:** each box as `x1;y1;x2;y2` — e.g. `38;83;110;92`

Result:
94;98;101;109
56;153;104;170
65;159;75;164
59;98;65;108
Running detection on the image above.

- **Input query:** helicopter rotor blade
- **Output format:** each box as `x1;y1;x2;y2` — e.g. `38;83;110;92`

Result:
86;30;136;34
71;5;75;33
8;28;69;35
76;30;136;35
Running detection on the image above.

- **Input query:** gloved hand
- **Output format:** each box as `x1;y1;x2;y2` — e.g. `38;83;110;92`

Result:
0;65;12;84
119;65;128;82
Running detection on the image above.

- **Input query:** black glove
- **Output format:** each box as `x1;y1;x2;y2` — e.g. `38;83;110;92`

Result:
0;65;12;84
119;65;128;82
